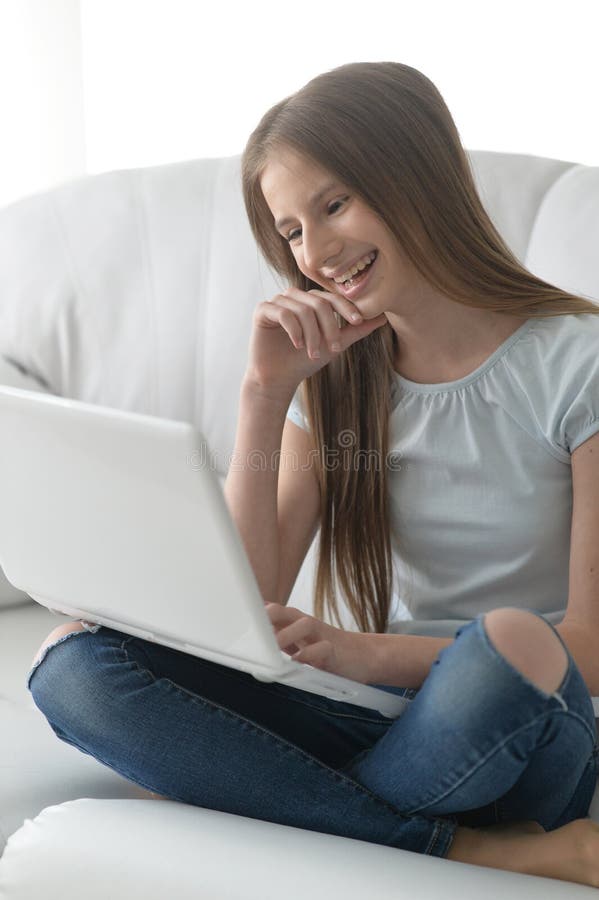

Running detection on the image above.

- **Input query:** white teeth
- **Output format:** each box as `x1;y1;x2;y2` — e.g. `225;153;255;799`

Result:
334;252;376;284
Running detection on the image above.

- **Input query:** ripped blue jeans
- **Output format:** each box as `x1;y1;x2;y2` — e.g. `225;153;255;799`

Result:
27;612;598;858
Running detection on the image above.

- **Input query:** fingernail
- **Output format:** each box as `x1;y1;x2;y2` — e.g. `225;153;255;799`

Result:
311;349;321;359
331;342;341;352
351;313;362;321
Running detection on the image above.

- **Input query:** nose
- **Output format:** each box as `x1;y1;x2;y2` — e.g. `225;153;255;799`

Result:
301;223;342;274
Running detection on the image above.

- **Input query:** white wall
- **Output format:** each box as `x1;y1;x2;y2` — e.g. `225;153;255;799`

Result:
80;0;599;174
0;0;85;207
1;0;598;207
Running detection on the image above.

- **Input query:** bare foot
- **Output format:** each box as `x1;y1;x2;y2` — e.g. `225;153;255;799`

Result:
477;820;545;836
448;818;599;887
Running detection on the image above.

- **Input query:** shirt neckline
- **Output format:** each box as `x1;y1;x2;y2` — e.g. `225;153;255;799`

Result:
393;318;535;395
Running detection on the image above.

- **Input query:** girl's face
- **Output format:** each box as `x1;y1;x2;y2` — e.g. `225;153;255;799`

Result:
260;148;414;318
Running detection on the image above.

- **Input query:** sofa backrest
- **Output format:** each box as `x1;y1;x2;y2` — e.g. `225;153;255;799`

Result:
2;151;598;468
0;156;281;472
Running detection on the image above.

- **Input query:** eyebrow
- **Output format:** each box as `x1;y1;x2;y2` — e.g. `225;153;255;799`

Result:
274;181;341;232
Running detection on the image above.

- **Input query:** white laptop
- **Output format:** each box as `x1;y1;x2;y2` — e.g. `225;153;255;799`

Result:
0;385;410;719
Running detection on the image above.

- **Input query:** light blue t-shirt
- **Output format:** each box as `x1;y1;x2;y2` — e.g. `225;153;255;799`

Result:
286;313;599;637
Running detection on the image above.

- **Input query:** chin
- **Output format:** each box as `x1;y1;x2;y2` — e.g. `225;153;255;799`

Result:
353;299;384;319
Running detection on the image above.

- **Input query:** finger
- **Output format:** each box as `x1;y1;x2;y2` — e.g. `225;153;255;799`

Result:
285;288;388;355
257;299;305;349
282;288;348;355
272;295;328;360
264;603;305;628
338;313;388;351
306;288;364;326
274;616;318;652
292;640;334;671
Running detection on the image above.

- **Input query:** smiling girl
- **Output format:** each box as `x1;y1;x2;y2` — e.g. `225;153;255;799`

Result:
30;62;599;887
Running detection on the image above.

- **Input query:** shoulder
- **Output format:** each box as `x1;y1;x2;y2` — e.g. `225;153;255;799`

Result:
522;312;599;397
521;311;599;360
501;312;599;457
526;312;599;395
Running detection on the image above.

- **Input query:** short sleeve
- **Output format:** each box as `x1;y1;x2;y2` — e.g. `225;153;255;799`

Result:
499;314;599;461
561;380;599;454
545;315;599;455
286;385;309;431
555;316;599;454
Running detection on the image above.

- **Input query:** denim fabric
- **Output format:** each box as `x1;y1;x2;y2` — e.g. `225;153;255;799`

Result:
27;611;597;857
345;615;598;830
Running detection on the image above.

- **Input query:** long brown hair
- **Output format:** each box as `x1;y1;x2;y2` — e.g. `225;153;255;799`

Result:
242;61;599;633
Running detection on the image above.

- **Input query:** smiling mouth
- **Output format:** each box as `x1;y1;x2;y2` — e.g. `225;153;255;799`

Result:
333;251;378;288
331;250;378;293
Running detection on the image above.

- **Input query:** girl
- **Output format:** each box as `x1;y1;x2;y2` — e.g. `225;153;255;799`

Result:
30;62;599;886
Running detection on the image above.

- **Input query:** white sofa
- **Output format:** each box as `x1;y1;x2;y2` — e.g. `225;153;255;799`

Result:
0;150;598;898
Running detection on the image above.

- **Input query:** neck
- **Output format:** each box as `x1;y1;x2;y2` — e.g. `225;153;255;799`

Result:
386;299;528;384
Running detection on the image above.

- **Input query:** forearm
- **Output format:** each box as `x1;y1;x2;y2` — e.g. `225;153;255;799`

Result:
348;631;453;689
354;621;599;694
223;377;291;606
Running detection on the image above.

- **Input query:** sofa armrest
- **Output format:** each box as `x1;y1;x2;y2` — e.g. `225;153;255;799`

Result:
0;798;580;900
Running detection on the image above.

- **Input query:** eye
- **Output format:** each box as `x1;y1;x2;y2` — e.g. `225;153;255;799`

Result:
327;196;348;215
285;227;301;244
283;195;349;244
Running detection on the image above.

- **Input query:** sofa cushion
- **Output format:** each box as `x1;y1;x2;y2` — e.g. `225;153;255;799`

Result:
0;604;149;855
0;571;28;611
0;798;587;900
0;699;153;857
0;603;78;707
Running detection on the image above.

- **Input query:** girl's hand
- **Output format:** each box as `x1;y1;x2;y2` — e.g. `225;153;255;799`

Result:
265;603;373;684
245;287;387;398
